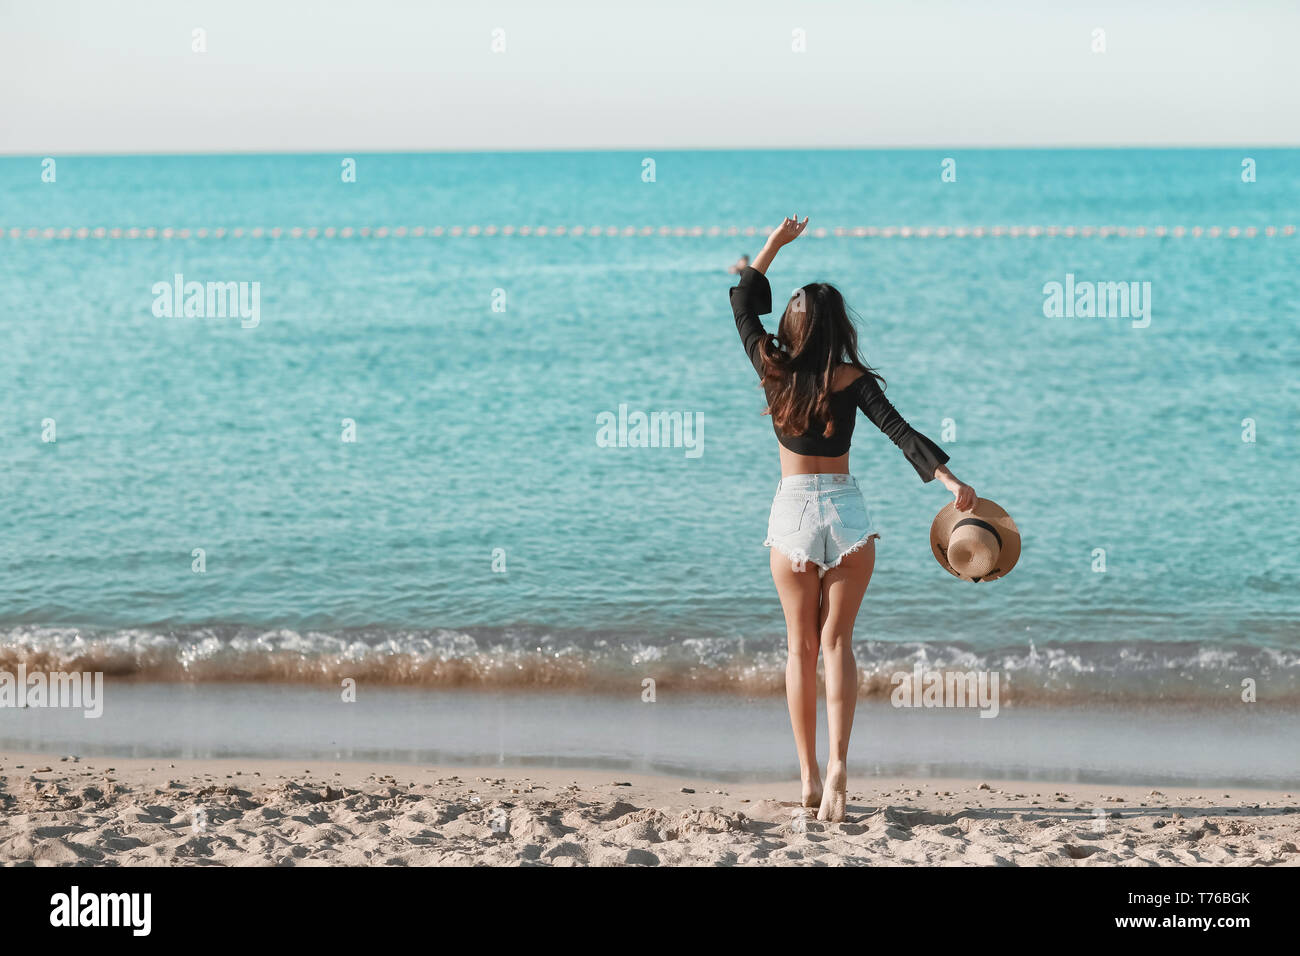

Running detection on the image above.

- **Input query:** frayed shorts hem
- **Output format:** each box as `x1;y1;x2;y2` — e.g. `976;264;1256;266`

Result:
765;530;880;578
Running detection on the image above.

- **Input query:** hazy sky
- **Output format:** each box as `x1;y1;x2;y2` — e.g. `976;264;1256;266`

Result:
3;0;1297;154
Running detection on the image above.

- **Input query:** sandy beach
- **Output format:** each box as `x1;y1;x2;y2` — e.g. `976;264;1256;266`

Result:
1;751;1296;867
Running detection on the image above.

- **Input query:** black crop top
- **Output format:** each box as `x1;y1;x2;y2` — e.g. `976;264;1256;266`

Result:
730;267;949;482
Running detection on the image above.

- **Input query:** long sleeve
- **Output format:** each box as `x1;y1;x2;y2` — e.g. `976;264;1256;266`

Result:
849;374;949;482
729;266;773;376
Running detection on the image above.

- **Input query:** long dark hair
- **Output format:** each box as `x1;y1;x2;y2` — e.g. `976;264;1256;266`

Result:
757;283;885;438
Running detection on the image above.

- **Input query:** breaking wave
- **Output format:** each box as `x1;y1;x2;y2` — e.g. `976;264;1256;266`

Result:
2;624;1298;708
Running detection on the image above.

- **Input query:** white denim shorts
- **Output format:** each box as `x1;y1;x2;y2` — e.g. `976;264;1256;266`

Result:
764;473;880;576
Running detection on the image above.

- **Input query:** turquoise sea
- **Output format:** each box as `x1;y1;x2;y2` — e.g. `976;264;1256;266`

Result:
1;149;1298;710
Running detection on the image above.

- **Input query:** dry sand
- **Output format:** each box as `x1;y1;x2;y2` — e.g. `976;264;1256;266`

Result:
1;751;1296;866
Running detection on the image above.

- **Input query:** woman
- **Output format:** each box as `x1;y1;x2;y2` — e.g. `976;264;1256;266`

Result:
730;215;976;822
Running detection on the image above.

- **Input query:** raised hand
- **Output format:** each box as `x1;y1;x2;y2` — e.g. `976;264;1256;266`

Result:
767;215;809;248
751;215;810;274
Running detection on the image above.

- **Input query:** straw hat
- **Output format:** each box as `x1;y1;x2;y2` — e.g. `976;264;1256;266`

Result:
930;498;1021;582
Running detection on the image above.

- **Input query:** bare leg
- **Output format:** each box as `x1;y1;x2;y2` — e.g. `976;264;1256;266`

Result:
769;548;823;808
817;539;875;821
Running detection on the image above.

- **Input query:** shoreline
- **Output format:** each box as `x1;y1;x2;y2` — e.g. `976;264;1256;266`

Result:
2;751;1297;866
5;683;1295;790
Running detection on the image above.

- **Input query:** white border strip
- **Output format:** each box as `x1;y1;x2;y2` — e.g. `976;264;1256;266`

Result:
3;224;1296;239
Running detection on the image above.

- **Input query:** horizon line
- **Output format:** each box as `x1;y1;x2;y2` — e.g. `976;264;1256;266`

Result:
3;143;1298;160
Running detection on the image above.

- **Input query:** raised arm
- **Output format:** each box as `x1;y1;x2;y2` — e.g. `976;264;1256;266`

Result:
751;215;808;274
728;216;809;374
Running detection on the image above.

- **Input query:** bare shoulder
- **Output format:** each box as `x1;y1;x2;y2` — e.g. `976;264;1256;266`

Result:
832;364;868;390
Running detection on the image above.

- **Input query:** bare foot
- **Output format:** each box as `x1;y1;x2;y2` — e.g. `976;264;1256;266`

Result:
801;769;823;809
817;761;847;822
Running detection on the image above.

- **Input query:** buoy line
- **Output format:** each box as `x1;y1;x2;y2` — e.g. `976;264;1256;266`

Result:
3;224;1295;240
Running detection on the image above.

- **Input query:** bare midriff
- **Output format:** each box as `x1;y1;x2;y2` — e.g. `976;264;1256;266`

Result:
779;445;851;477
